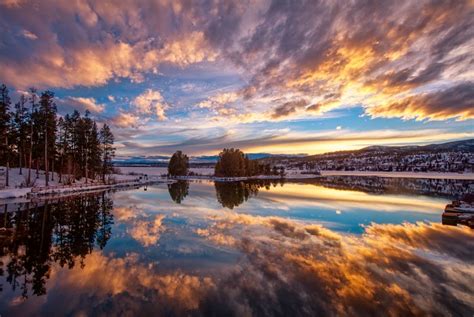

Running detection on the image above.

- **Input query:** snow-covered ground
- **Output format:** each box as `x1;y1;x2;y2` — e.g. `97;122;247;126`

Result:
0;167;167;199
318;170;474;180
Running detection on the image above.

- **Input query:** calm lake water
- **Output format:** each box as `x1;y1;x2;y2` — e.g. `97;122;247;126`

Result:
0;177;473;316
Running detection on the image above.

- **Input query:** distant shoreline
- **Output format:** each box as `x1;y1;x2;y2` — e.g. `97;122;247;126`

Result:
169;171;474;182
118;166;474;181
318;170;474;180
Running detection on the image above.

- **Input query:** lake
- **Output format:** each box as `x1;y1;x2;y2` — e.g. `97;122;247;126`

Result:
0;177;473;316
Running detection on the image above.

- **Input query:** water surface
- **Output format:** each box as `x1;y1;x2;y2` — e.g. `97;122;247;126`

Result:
0;178;473;316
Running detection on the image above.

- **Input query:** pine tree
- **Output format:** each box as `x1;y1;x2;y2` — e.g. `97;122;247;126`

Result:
26;88;39;185
56;117;66;183
12;94;28;175
68;110;80;180
0;84;11;186
168;151;189;176
87;121;102;181
39;91;57;186
99;124;115;183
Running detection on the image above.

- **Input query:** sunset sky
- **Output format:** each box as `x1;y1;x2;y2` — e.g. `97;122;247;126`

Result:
1;0;473;157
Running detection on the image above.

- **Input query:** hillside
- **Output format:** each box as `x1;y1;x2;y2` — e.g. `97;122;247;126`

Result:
260;139;474;173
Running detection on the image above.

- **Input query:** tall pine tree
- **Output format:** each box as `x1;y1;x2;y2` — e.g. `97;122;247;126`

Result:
0;84;11;186
39;91;57;186
99;124;115;183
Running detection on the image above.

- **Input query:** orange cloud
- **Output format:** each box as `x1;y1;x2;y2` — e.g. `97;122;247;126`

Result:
112;112;142;128
65;97;105;113
132;89;168;121
365;83;474;121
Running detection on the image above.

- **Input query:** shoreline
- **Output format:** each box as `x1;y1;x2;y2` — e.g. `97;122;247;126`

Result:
169;170;474;181
0;178;174;201
1;170;472;202
318;170;474;180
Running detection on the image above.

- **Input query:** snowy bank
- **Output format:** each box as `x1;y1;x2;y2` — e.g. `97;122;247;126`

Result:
0;167;173;200
319;170;474;180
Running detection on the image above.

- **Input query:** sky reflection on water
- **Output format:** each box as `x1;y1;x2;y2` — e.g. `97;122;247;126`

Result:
0;179;473;316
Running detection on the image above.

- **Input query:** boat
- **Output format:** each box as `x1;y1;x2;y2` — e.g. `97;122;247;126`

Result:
442;194;474;228
444;194;474;213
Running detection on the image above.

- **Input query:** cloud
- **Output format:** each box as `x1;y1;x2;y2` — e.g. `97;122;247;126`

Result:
197;91;239;115
132;89;168;121
0;0;473;138
0;2;217;89
271;99;307;119
58;96;105;114
20;29;37;40
365;82;474;121
116;127;474;156
218;0;473;122
108;95;116;102
112;112;142;128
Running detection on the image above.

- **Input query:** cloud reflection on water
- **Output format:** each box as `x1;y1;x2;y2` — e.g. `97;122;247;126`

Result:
22;214;474;316
1;180;473;316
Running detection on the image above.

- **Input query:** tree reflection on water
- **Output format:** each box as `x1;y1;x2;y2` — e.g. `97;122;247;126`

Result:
214;179;285;209
167;181;189;204
0;193;113;298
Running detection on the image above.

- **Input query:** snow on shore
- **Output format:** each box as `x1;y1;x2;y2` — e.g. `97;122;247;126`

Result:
319;170;474;180
0;167;170;200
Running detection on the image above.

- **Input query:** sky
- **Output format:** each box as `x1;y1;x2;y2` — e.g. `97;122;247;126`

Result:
0;0;473;158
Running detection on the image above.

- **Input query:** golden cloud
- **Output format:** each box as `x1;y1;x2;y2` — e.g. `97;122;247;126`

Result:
132;89;168;121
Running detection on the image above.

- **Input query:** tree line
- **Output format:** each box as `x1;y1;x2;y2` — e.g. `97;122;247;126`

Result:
167;148;285;177
215;148;285;177
0;84;115;187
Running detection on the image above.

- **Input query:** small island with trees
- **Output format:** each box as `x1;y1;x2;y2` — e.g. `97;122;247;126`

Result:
168;148;285;180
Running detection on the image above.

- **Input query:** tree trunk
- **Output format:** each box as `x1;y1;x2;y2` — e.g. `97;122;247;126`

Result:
85;149;88;184
59;154;63;183
27;128;33;185
72;156;75;182
3;204;7;228
5;135;9;187
51;158;54;181
18;147;22;175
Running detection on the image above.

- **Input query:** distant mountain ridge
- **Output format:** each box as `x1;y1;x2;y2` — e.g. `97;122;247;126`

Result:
114;152;306;165
358;139;474;154
258;139;473;173
311;139;474;158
